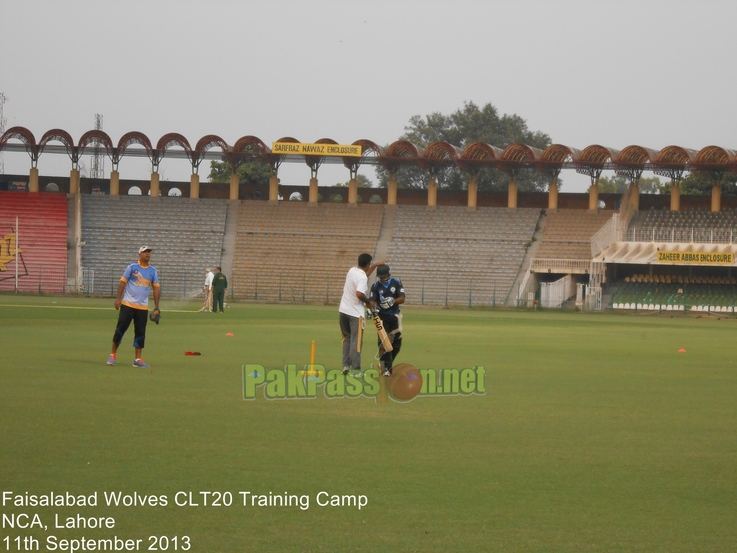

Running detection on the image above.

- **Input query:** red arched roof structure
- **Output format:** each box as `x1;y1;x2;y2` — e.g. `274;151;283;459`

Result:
156;133;191;153
693;146;737;180
229;135;271;171
264;136;296;172
195;134;229;154
694;145;736;167
537;144;580;178
39;129;78;164
419;141;461;172
615;145;658;180
458;142;503;174
192;134;230;173
78;130;114;154
155;133;192;170
1;126;38;164
343;139;382;172
38;129;74;152
578;144;618;165
617;145;657;164
576;144;620;178
2;126;736;182
233;135;271;156
116;132;154;169
117;132;153;156
502;143;541;162
498;143;541;176
654;145;697;180
304;138;338;174
381;140;422;172
0;126;36;148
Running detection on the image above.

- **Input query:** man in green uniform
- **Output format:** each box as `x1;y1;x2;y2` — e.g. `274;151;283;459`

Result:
212;266;228;313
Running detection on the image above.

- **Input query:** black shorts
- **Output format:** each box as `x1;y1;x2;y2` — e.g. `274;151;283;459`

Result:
113;305;149;349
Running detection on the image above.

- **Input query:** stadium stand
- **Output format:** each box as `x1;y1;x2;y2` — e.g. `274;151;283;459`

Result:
385;206;540;306
7;185;737;313
627;207;737;243
0;191;68;293
634;207;737;229
610;273;737;312
603;207;737;311
80;195;228;297
536;209;615;260
232;201;384;303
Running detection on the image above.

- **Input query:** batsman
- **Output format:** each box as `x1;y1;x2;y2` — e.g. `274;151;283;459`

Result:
369;264;405;376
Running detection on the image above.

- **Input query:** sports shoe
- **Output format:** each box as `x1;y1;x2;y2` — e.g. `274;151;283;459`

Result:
383;369;392;377
133;359;149;368
107;354;116;366
342;366;350;375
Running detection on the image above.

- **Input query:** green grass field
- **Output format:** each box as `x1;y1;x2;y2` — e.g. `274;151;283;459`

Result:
1;295;736;552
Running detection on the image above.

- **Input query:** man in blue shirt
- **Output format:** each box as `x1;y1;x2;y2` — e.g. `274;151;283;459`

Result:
107;246;161;368
368;264;405;376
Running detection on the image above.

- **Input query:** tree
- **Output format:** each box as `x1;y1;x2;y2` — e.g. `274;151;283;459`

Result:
208;159;272;186
376;101;552;192
597;175;667;194
335;174;373;188
678;172;737;195
596;173;737;196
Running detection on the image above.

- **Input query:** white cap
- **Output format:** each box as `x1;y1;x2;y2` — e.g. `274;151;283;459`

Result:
138;245;152;254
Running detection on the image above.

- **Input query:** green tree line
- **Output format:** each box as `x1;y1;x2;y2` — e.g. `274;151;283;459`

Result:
207;100;735;196
376;101;552;193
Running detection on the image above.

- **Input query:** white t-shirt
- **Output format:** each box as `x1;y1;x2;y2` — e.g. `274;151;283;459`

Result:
339;266;368;318
204;271;214;289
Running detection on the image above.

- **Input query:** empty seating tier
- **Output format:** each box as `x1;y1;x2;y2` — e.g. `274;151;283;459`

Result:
80;196;228;297
611;277;737;312
627;208;737;243
232;202;384;303
536;209;614;260
385;206;540;306
0;191;68;293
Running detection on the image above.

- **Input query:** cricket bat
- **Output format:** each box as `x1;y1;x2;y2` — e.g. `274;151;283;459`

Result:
374;315;394;353
356;316;364;353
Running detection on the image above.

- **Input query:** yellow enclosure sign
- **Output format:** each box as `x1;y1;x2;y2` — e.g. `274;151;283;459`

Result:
657;250;734;265
271;142;362;157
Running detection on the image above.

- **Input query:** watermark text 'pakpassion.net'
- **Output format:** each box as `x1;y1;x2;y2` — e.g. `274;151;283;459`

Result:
242;364;486;401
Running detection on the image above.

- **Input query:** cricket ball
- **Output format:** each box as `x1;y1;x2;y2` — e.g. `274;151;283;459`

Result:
386;363;423;401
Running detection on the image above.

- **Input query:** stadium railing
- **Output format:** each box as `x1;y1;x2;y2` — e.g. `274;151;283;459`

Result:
6;266;599;311
625;226;737;244
5;268;510;309
0;263;68;295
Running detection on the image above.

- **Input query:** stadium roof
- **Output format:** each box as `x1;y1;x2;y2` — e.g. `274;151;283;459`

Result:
594;242;737;265
2;126;736;178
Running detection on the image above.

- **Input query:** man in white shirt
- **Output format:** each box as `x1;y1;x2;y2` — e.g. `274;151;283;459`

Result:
339;253;383;374
199;268;214;312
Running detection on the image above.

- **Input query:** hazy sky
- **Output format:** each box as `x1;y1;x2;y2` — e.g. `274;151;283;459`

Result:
1;0;735;192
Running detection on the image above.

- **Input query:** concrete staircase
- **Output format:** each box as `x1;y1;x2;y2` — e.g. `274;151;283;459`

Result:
220;199;240;280
505;211;547;305
373;205;397;264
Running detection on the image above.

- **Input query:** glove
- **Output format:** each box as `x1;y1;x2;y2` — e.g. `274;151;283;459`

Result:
380;297;394;310
149;309;161;324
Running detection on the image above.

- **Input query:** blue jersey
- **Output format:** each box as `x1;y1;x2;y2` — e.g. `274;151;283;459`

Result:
369;277;405;315
120;262;160;310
